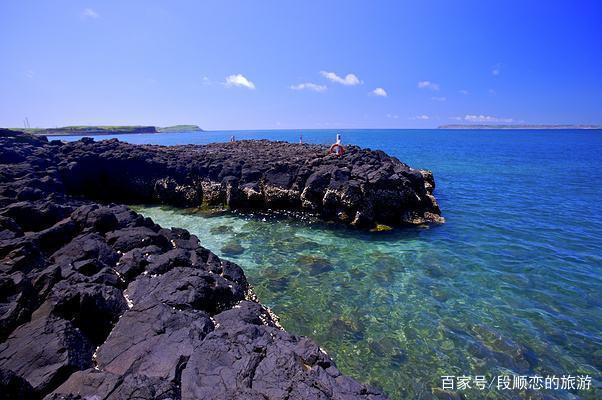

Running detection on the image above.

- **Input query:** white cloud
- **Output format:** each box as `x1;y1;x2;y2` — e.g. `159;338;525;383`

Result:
82;8;99;19
488;89;497;95
408;114;431;121
290;82;327;92
492;63;501;76
431;96;446;102
459;89;469;95
417;80;439;91
224;74;255;89
320;71;361;86
371;87;387;97
462;114;513;123
386;113;399;119
25;70;35;79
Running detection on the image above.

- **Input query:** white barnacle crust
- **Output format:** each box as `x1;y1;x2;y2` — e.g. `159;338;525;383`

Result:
123;291;133;309
112;268;125;283
92;345;101;370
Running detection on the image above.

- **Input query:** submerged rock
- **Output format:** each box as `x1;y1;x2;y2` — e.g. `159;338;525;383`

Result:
220;239;246;256
368;336;402;358
297;254;335;275
269;275;290;292
209;224;234;234
469;324;538;373
329;316;365;342
0;131;387;399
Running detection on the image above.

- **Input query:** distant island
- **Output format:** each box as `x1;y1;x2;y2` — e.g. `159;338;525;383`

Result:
438;124;602;130
13;125;203;136
156;125;204;133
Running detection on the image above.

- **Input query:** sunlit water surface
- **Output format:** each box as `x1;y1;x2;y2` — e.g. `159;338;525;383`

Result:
62;130;602;399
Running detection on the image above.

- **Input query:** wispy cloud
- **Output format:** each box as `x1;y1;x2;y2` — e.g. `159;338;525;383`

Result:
459;89;469;95
431;96;446;102
82;8;100;19
320;71;361;86
457;114;513;123
491;63;501;76
417;80;439;91
290;82;327;92
371;87;387;97
25;69;35;79
386;113;399;119
488;89;497;96
224;74;255;89
411;115;430;120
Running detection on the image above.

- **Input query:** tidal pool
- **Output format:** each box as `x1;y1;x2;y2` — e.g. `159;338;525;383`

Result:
131;205;600;400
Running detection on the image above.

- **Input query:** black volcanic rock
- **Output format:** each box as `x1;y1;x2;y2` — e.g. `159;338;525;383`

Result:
0;368;38;400
53;137;442;228
0;131;394;399
0;315;94;395
181;301;386;400
1;131;443;228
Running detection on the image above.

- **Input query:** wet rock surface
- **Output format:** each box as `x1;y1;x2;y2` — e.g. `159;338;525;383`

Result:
0;130;387;399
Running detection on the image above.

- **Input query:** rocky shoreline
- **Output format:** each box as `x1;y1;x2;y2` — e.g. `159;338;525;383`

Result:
52;134;442;229
0;130;442;399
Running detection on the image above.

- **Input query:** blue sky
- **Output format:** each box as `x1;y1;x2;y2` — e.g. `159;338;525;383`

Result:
1;1;600;129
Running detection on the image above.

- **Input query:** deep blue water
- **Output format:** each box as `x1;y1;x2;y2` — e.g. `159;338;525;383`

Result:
61;130;602;399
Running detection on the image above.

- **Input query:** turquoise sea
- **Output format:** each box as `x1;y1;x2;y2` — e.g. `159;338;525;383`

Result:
61;129;602;399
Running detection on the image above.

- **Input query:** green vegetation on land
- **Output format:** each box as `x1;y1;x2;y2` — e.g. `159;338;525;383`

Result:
157;125;203;132
12;125;203;136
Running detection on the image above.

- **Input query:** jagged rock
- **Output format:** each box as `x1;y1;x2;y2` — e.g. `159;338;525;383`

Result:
0;272;37;341
70;204;119;233
54;136;441;228
46;369;178;400
125;267;245;314
0;315;94;396
36;281;128;345
51;232;118;269
106;226;169;253
181;301;387;400
0;368;37;400
0;130;394;399
95;300;213;379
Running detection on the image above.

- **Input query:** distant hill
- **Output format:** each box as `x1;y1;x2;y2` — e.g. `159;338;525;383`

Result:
438;124;602;130
14;125;203;136
157;125;204;132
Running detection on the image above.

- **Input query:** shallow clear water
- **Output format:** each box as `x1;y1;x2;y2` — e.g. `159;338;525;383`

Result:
63;130;602;399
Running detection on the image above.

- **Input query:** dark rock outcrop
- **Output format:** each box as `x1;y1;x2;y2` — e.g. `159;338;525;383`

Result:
2;129;443;228
0;130;388;399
